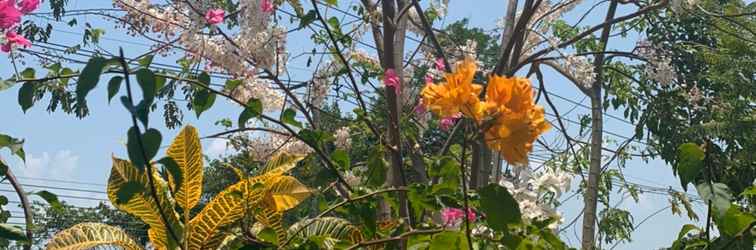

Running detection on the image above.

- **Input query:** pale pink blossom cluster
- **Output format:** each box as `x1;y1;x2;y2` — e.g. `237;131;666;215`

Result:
636;40;676;87
244;133;314;161
0;0;39;53
113;0;287;110
309;61;340;108
333;126;352;151
563;54;596;89
499;168;572;230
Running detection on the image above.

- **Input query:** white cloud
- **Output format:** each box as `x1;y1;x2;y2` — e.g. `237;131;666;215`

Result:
204;138;230;158
10;150;105;208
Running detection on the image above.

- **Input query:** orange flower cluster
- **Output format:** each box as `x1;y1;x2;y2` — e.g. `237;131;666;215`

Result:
421;59;550;164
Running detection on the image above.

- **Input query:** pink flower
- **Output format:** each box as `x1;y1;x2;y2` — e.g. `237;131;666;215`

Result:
434;57;446;71
18;0;39;13
0;0;22;29
2;31;31;52
204;9;225;25
261;0;275;13
424;74;434;84
414;102;426;115
441;208;476;226
439;113;461;131
384;68;401;95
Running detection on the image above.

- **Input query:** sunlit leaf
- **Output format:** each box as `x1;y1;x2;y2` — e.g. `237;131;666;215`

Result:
47;223;143;250
165;125;203;211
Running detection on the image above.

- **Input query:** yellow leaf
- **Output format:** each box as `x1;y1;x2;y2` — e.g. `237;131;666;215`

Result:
260;152;306;175
47;223;143;250
107;157;180;249
166;125;204;211
265;175;311;212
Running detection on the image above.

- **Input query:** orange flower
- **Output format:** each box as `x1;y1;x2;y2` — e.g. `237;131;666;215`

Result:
482;75;550;165
420;58;483;119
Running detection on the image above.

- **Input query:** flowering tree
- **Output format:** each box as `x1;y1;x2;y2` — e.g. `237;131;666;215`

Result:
0;0;753;249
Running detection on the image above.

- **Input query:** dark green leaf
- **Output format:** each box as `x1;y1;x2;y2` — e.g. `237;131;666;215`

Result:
192;89;216;118
34;190;63;211
365;147;386;187
115;181;145;204
136;68;157;103
18;83;35;112
75;57;108;103
238;98;262;127
479;184;521;231
298;10;317;29
0;223;27;242
107;76;123;103
676;143;705;191
224;79;242;92
281;109;302;128
126;128;162;170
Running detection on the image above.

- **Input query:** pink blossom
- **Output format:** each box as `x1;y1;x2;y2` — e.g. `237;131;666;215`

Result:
434;57;446;71
424;74;434;84
2;31;31;52
204;9;225;25
261;0;275;13
18;0;39;14
414;102;426;115
384;68;401;95
441;208;476;226
0;0;22;29
439;113;461;131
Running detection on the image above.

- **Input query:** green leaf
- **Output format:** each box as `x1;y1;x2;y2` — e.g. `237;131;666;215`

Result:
18;83;35;112
0;79;15;92
138;55;154;67
136;68;157;103
429;157;459;195
20;68;34;79
257;227;278;244
126;127;163;170
327;17;340;30
676;143;705;191
281;109;303;128
719;206;755;237
192;89;216;118
429;231;468;250
330;150;349;170
676;224;699;240
115;181;145;204
365;147;386;187
223;79;242;92
159;157;182;193
0;223;27;242
75;57;109;103
479;184;521;231
34;190;63;211
0;134;25;161
298;10;317;29
696;182;732;218
238;98;262;127
324;0;337;6
107;76;123;103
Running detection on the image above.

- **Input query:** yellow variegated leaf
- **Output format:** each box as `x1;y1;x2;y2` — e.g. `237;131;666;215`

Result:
166;125;203;211
47;223;143;250
255;206;286;244
288;217;364;245
260;152;306;175
264;175;312;212
148;228;166;250
108;157;180;249
187;173;272;249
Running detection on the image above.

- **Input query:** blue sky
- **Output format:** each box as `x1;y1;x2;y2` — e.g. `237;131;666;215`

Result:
0;0;707;249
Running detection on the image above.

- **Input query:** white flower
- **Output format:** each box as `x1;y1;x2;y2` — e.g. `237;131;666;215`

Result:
334;127;352;150
246;133;313;161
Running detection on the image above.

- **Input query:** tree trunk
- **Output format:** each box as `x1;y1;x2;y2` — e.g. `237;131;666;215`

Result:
581;1;617;249
1;157;33;250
